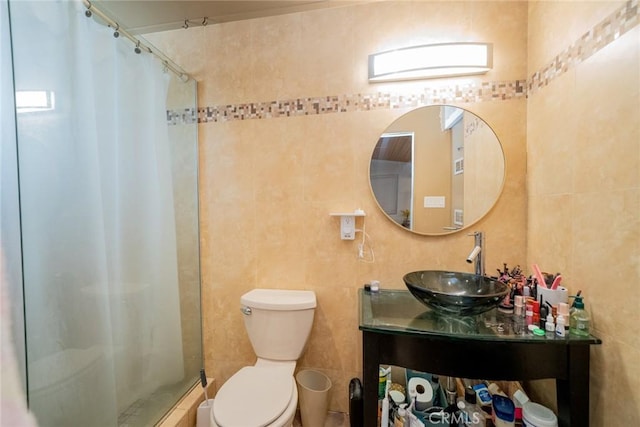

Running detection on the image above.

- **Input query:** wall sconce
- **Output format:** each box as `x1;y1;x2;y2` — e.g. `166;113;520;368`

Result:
368;42;493;82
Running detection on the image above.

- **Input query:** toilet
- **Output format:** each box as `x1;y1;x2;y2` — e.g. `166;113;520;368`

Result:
210;288;317;427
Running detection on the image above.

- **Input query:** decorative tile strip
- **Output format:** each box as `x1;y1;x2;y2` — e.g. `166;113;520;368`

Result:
166;108;198;125
193;80;526;124
528;0;639;95
167;0;637;125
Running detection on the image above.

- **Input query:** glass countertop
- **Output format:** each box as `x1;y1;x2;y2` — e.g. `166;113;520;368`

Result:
359;289;602;345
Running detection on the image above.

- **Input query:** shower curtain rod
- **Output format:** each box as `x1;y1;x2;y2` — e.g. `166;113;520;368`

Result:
82;0;190;82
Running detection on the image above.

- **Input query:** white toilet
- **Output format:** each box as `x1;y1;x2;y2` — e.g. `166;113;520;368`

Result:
210;288;317;427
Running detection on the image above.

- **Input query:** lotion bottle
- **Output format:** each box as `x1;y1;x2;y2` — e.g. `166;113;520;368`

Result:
555;314;566;337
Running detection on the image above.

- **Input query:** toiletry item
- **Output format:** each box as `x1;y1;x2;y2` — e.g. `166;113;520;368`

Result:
538;285;569;307
569;290;582;314
379;366;390;399
380;378;390;427
546;301;557;320
532;264;547;290
473;383;493;407
406;397;427;427
545;314;555;336
528;324;545;336
458;387;486;426
525;300;534;326
555;315;566;337
394;404;407;427
557;303;570;334
522;402;558;427
487;382;506;397
569;295;590;336
558;302;569;317
371;280;380;292
514;295;524;317
512;389;529;422
532;300;540;326
550;274;562;290
407;377;433;411
492;395;516;427
539;302;548;329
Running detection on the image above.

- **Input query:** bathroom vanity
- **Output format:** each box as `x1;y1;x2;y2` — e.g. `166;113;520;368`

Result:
358;289;601;427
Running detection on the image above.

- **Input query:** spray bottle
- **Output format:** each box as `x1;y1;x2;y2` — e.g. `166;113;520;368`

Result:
569;295;590;336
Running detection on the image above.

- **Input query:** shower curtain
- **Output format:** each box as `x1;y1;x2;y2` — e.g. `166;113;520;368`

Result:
9;1;184;425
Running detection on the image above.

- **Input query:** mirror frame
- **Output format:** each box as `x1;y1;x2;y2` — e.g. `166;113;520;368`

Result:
368;105;506;236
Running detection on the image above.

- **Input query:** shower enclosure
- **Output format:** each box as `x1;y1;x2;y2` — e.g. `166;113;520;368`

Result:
2;0;202;425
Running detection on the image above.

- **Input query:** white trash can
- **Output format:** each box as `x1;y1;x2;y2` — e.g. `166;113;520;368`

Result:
295;370;332;427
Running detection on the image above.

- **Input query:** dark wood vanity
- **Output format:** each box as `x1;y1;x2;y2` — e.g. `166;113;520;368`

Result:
359;289;602;427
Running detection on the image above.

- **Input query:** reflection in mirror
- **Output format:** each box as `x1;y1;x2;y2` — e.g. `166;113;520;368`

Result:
369;106;504;235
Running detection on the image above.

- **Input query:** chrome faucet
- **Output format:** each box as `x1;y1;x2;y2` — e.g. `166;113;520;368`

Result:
466;231;484;276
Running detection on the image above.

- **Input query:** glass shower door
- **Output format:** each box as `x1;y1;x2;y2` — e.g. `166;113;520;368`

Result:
9;1;201;425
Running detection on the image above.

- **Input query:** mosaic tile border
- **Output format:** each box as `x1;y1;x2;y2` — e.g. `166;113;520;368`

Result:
528;0;639;94
166;0;638;125
196;80;525;123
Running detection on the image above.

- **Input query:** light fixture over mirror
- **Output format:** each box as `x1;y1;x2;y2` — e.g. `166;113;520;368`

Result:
369;105;505;235
368;42;493;82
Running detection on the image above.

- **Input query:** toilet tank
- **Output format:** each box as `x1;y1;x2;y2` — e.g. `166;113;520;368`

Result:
241;289;316;361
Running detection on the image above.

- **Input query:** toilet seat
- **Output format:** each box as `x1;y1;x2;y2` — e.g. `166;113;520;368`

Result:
213;366;293;427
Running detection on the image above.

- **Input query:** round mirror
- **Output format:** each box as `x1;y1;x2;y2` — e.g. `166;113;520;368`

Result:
369;105;505;235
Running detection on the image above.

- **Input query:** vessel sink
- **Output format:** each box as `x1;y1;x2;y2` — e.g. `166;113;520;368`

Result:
403;270;509;316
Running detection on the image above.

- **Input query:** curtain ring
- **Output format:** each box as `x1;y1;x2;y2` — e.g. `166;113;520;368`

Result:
113;24;120;38
182;20;189;29
85;1;92;17
134;41;141;54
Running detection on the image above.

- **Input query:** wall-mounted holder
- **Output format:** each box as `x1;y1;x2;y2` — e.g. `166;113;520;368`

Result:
330;210;366;240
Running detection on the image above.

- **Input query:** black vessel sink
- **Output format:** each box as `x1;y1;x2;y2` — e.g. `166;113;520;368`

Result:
403;270;509;316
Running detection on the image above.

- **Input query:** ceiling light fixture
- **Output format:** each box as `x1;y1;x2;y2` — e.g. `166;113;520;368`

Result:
368;42;493;82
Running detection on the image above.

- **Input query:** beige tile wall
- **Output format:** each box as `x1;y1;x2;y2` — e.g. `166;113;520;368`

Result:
147;0;528;414
526;1;639;425
145;0;639;420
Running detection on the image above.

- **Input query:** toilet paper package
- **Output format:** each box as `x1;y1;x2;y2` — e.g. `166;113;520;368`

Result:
407;377;434;411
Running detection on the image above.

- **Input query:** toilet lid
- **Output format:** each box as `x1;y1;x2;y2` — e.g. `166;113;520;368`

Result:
214;366;293;427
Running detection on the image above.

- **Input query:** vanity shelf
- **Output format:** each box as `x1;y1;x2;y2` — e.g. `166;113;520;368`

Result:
358;288;602;427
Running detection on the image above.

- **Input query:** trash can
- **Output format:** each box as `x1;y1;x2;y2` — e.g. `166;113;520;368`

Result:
295;369;332;427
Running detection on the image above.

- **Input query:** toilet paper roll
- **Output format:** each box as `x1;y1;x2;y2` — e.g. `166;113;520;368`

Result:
407;377;433;411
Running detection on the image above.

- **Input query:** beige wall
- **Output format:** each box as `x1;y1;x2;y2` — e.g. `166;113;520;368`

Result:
525;1;640;425
146;0;531;414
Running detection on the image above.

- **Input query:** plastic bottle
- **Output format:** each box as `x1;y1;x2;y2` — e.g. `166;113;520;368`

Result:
457;387;486;426
545;313;555;334
569;295;590;336
555;315;566;337
492;394;515;427
393;405;407;427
